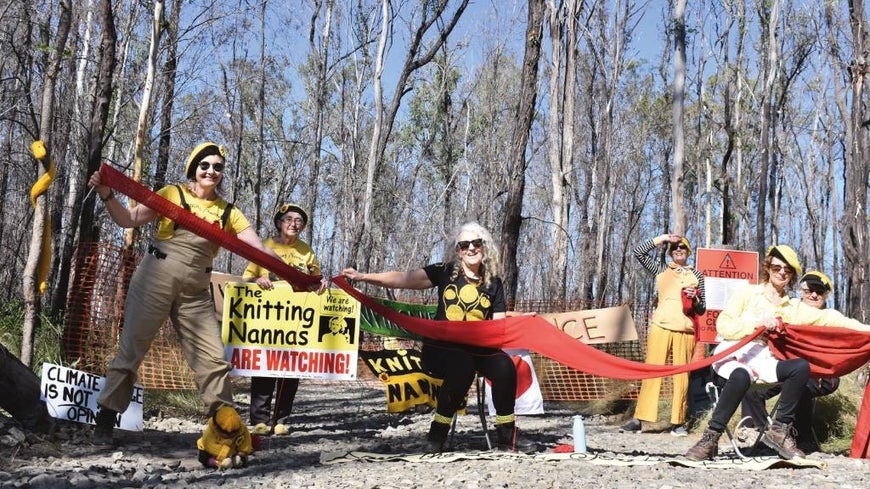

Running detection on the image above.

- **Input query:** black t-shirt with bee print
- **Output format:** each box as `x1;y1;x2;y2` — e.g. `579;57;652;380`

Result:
423;262;506;322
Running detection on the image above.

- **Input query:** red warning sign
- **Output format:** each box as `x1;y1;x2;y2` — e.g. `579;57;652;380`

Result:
695;248;759;343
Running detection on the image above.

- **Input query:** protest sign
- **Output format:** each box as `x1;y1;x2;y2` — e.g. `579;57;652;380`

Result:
40;363;143;431
222;283;360;380
696;248;759;343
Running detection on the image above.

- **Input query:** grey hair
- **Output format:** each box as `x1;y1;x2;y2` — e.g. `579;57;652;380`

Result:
451;221;502;286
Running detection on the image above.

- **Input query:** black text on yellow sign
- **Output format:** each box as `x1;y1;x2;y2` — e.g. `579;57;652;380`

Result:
221;283;361;380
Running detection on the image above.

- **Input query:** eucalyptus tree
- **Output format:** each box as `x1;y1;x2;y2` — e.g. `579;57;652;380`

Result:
500;0;544;304
22;0;72;366
353;0;470;271
840;0;870;320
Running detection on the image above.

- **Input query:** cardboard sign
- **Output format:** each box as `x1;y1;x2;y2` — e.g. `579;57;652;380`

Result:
40;363;143;431
696;248;759;343
509;305;638;343
221;283;360;380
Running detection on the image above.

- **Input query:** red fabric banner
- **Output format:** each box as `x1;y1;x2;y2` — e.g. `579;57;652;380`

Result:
330;276;762;379
97;164;870;458
99;164;320;289
768;326;870;458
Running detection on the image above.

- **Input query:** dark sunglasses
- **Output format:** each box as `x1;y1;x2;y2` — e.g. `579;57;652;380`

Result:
768;264;794;275
670;244;689;251
457;238;484;251
198;161;224;172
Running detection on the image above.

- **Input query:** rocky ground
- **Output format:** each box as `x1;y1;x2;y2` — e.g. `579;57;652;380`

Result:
1;380;869;489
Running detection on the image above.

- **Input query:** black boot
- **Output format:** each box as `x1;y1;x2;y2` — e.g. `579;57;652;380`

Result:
495;422;536;453
426;421;450;453
92;407;118;448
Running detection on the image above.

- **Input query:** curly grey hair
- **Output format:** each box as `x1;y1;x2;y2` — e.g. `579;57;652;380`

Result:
450;221;502;287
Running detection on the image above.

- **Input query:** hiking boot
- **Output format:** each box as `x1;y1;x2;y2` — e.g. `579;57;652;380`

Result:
425;421;450;453
495;422;537;453
684;429;721;461
760;421;805;459
92;407;118;448
670;424;688;437
620;418;642;433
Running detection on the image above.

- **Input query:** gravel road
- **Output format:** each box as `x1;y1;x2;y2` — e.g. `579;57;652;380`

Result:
1;380;869;488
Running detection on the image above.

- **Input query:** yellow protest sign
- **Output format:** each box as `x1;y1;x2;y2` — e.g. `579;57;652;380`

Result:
222;283;360;380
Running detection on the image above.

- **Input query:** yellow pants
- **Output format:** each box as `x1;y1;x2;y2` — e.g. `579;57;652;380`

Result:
633;324;695;425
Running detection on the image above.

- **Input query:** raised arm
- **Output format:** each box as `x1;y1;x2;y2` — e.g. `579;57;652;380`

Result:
341;267;433;290
89;171;158;228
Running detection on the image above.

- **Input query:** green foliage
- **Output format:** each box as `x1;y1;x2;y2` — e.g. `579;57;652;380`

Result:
144;389;207;419
0;299;64;369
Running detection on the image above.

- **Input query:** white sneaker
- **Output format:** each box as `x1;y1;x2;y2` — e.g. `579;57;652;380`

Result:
251;423;269;435
670;425;688;437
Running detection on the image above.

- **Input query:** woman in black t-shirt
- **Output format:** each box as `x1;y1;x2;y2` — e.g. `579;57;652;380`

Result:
342;222;533;453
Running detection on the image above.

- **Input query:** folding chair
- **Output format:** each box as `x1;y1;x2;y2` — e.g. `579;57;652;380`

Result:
447;375;492;450
705;379;781;459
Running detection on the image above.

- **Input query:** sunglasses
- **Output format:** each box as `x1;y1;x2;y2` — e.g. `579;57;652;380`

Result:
670;244;689;251
198;161;225;172
457;238;484;251
801;286;828;296
768;264;794;276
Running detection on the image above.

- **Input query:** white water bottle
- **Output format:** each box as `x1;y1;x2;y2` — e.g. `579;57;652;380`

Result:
573;415;587;453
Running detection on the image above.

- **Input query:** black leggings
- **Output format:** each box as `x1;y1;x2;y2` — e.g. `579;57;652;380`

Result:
709;358;809;432
421;342;517;419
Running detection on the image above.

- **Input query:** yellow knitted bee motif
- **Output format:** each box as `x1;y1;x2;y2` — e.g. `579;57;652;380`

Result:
442;283;489;321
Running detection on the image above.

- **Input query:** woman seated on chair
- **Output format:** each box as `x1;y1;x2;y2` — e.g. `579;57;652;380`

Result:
342;222;534;453
686;245;870;461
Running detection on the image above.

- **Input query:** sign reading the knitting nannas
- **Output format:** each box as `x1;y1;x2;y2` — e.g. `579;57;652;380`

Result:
221;283;360;380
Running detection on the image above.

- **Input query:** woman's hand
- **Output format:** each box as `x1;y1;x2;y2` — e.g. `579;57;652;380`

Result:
88;171;113;201
253;276;273;290
342;268;365;282
761;316;783;331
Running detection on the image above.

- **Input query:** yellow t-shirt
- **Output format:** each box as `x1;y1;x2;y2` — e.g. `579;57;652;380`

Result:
242;237;321;280
154;185;250;241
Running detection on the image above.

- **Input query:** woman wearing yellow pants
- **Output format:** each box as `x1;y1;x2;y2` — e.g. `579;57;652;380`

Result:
622;234;706;436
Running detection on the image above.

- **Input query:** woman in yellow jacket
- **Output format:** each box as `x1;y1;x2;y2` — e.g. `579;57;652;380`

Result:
686;245;870;461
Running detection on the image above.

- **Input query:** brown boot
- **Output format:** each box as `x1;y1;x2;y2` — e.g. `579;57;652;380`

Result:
760;421;805;459
685;429;721;461
425;421;450;453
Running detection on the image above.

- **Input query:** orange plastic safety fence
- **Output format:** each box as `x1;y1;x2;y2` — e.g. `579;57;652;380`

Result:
64;243;667;400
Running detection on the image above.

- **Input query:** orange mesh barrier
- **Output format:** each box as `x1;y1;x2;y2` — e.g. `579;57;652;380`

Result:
64;243;668;400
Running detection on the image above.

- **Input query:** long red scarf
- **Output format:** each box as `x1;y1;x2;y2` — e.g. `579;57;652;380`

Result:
99;163;870;458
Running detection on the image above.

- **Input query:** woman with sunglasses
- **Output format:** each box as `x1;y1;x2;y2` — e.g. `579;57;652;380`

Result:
88;142;281;447
243;203;327;436
738;270;839;453
341;222;534;453
686;246;870;461
622;234;706;437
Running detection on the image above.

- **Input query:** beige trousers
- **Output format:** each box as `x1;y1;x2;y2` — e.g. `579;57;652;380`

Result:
98;229;232;414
